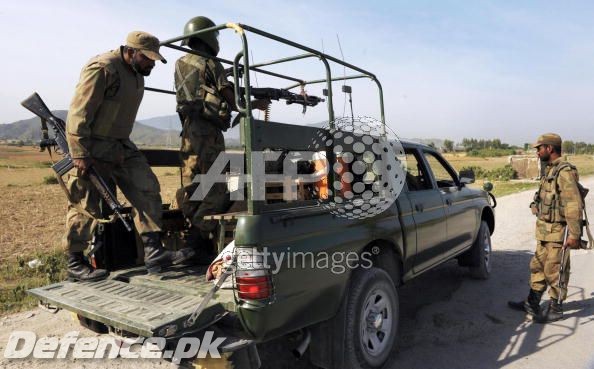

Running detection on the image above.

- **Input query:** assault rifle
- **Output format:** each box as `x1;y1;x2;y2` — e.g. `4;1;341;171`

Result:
20;92;132;232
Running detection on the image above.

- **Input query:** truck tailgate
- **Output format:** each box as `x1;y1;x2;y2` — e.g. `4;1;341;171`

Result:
28;265;235;337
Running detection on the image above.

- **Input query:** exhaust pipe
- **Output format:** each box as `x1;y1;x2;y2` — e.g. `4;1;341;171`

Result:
292;329;311;358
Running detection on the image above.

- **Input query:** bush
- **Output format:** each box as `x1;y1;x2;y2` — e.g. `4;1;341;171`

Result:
42;175;58;185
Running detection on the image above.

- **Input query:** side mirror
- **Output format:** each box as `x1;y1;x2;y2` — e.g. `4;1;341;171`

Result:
459;169;475;185
483;181;493;192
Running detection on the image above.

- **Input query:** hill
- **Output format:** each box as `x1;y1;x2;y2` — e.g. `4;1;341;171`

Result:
0;111;179;147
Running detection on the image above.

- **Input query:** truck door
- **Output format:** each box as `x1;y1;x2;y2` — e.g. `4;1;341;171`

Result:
422;150;477;255
405;149;448;273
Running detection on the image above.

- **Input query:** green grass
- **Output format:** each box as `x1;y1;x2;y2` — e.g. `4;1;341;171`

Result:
0;250;67;315
490;181;539;197
42;175;59;185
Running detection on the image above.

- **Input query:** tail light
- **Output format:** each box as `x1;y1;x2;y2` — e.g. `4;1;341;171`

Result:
234;248;273;301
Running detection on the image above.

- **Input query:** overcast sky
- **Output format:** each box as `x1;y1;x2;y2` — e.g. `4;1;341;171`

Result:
2;0;594;144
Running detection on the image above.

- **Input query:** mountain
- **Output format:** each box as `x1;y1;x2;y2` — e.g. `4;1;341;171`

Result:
1;111;240;147
138;115;181;131
0;110;179;147
138;114;240;142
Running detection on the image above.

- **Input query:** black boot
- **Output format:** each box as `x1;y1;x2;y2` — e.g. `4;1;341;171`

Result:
534;301;564;323
184;227;216;264
67;252;108;282
508;289;543;317
142;232;196;274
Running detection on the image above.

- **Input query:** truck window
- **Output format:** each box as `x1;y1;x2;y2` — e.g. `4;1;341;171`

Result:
423;152;458;188
405;151;432;191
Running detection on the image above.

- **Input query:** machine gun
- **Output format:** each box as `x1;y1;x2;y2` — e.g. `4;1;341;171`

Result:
20;92;132;232
239;87;324;108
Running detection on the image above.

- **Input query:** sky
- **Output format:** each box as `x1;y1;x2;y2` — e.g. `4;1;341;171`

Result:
2;0;594;145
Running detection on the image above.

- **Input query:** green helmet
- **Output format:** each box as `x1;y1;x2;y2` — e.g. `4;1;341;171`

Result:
181;16;219;56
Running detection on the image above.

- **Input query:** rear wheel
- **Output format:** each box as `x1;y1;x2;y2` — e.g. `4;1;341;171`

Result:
345;267;399;369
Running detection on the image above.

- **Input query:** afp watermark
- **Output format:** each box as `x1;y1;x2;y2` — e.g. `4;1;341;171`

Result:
190;117;407;220
4;330;224;364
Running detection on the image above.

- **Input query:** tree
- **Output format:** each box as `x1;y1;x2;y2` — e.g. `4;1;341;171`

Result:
443;139;454;153
562;140;575;155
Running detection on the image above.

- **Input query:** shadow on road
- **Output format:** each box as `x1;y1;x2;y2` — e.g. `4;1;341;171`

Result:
395;249;594;369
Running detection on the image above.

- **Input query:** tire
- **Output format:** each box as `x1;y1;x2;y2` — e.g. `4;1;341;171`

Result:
469;221;492;279
345;267;399;369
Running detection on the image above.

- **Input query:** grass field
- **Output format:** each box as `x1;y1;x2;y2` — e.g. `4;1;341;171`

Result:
1;145;593;314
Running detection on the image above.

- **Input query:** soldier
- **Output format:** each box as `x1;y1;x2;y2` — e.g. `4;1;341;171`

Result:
174;16;268;252
65;31;195;281
508;133;584;323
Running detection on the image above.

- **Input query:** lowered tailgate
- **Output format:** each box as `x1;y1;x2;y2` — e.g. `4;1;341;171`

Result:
28;265;235;337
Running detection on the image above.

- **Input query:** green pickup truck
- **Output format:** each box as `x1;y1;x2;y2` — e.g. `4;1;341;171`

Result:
28;23;495;369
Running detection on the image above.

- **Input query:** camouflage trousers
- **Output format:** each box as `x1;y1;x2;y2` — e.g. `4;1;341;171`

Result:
178;118;227;235
64;147;162;252
529;241;571;301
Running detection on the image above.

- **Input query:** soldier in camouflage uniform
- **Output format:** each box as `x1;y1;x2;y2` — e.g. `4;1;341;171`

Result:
174;16;268;253
65;31;195;281
508;133;584;323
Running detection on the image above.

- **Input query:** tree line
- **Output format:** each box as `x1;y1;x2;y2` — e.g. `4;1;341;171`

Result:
439;138;594;156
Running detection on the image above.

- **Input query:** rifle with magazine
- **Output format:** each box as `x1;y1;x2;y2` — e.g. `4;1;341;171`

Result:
20;92;132;232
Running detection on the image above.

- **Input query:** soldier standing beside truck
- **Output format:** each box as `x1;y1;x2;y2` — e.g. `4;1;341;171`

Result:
508;133;584;323
174;16;268;253
65;31;196;281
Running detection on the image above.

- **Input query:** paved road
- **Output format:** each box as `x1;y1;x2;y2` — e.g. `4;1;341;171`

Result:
1;178;593;369
393;176;594;369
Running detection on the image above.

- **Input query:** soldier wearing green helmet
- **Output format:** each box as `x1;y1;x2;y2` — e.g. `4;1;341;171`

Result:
508;133;585;323
174;16;268;256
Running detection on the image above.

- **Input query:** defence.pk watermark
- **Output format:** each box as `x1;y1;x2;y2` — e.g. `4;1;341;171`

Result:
4;331;224;364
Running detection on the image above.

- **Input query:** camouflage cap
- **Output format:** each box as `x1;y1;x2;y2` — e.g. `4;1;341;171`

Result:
126;31;167;64
532;133;562;148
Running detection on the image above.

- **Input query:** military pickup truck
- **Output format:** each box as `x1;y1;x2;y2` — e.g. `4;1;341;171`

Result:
28;23;495;369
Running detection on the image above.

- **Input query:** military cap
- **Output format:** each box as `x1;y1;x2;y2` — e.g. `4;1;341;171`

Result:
532;133;562;148
126;31;167;63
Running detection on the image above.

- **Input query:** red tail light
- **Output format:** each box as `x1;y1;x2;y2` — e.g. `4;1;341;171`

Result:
236;275;271;300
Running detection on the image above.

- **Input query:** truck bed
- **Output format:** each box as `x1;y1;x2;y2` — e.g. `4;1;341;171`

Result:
28;265;236;337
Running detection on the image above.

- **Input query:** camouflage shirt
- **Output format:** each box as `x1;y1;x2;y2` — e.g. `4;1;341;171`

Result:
534;157;583;242
66;47;144;159
174;53;230;105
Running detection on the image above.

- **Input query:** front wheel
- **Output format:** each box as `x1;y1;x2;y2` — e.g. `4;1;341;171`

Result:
345;267;399;369
469;220;492;279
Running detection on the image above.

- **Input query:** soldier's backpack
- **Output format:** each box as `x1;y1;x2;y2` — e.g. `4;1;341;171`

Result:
550;162;593;249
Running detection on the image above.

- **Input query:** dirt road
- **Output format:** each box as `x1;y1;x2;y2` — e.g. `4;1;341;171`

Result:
1;179;594;369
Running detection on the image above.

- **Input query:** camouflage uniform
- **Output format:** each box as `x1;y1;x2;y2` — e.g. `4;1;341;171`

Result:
174;53;231;235
65;47;162;252
529;157;583;301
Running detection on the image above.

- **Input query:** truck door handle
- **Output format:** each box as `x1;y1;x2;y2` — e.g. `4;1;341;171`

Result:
415;204;423;212
445;199;452;206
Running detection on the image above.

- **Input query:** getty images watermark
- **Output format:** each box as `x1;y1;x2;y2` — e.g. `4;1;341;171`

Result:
4;331;223;364
229;246;384;275
191;116;407;220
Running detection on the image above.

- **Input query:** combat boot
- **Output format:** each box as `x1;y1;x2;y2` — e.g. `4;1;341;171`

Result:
142;232;196;274
534;301;564;323
508;289;543;317
184;227;216;264
67;252;109;282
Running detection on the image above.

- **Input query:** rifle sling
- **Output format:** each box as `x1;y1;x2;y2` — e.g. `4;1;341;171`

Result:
55;173;112;227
